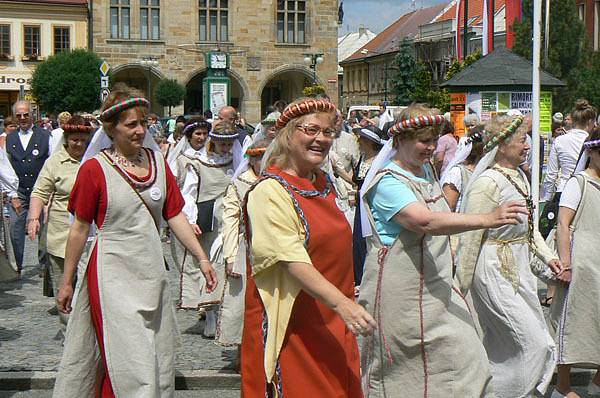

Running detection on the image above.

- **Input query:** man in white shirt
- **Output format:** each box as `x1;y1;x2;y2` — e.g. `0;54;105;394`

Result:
5;100;50;273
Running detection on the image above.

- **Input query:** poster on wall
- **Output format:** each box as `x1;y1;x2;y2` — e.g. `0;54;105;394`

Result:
480;92;497;121
466;92;481;121
539;92;552;133
209;83;228;116
498;92;511;112
450;93;466;137
510;92;533;115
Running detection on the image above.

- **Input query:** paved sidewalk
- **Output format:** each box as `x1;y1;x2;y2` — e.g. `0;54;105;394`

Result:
0;239;237;379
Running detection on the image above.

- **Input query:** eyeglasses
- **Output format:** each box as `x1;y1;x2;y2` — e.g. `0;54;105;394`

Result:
297;124;336;138
15;113;29;119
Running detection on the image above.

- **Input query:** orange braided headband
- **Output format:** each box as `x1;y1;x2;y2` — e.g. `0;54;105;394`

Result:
245;147;267;157
387;115;446;137
61;124;95;134
276;99;337;129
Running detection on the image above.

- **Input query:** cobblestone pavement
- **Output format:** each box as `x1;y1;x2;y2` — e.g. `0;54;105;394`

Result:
0;238;236;373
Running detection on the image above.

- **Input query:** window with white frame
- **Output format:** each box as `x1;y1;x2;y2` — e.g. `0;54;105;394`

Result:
141;0;160;40
0;25;9;57
199;0;228;42
110;0;130;39
277;0;306;44
53;26;70;54
24;26;40;57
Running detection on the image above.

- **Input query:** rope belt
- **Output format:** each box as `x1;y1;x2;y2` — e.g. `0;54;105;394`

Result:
486;236;529;292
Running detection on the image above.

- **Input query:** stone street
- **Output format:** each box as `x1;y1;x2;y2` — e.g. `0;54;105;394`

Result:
0;238;239;393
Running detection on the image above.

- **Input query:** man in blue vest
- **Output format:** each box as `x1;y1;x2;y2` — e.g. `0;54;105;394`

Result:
6;100;49;274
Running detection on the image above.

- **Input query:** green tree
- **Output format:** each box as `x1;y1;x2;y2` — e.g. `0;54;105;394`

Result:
30;49;102;114
155;78;186;116
390;38;418;106
412;62;450;112
512;0;587;111
445;50;482;80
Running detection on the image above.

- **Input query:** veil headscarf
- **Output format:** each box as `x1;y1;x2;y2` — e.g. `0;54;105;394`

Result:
359;114;446;237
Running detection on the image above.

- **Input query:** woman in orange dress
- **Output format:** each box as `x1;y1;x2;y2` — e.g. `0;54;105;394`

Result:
241;98;375;397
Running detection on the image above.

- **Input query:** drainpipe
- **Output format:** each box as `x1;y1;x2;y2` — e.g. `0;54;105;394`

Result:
88;0;93;50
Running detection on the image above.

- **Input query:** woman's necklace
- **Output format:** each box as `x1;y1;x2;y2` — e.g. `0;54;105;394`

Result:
109;146;144;168
492;166;535;247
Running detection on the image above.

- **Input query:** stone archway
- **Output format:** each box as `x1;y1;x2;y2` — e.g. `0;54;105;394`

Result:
111;63;164;115
258;66;318;118
184;68;247;116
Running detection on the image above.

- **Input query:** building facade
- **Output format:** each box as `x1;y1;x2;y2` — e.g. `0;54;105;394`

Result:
92;0;339;122
576;0;600;50
339;3;447;108
0;0;88;118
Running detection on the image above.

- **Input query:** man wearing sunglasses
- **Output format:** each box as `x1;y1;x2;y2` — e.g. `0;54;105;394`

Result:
6;100;50;274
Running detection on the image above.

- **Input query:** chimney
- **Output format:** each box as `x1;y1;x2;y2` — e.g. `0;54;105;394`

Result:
358;25;366;37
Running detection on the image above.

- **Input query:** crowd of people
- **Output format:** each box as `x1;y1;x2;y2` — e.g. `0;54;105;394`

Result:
0;87;598;398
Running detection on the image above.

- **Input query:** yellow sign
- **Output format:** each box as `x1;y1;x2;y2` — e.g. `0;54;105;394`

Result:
99;60;110;76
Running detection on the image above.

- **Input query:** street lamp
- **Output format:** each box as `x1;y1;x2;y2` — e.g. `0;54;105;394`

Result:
303;53;324;85
140;56;159;102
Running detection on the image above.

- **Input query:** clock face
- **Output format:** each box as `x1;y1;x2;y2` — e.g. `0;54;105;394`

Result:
210;53;227;69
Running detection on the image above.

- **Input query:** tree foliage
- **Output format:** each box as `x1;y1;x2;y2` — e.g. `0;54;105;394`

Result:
512;0;588;111
302;84;326;97
389;38;450;111
155;78;186;116
390;38;418;106
30;49;102;115
445;50;482;80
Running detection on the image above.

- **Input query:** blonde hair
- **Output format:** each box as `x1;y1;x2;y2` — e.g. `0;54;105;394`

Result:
208;121;237;153
392;103;442;149
262;97;336;171
57;111;71;125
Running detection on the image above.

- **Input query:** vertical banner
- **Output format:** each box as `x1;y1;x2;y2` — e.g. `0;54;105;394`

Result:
450;92;467;137
505;0;522;49
455;0;463;60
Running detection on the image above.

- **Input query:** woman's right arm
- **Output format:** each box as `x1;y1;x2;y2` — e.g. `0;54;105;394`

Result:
556;206;576;283
394;198;525;236
56;217;90;314
180;165;201;235
282;261;376;336
442;184;460;212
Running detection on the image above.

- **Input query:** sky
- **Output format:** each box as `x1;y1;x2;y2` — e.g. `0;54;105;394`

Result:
339;0;449;35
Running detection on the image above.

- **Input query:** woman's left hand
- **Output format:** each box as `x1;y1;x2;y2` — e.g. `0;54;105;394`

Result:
200;260;218;293
547;259;562;275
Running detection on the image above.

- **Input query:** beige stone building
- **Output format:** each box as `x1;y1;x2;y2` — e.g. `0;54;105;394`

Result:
0;0;88;118
93;0;339;123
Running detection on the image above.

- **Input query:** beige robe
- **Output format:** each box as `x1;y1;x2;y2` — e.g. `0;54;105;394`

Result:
358;165;492;397
216;169;255;346
53;150;177;398
551;173;600;367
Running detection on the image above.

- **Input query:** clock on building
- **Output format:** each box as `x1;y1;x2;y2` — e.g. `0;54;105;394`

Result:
209;52;227;69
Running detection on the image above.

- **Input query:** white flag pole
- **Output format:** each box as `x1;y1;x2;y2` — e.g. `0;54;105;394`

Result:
532;0;542;223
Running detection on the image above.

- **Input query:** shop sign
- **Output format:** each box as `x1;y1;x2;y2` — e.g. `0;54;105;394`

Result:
0;74;32;90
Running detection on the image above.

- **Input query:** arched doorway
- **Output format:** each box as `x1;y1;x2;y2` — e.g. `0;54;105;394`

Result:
112;65;163;115
260;68;313;118
184;69;245;116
